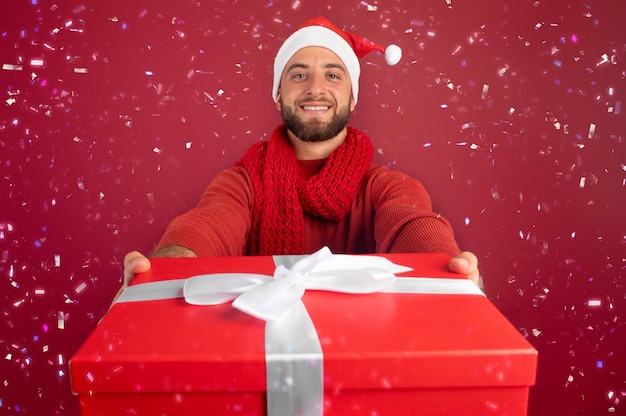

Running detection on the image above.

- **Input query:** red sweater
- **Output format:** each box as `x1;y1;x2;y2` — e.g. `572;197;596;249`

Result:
156;160;460;257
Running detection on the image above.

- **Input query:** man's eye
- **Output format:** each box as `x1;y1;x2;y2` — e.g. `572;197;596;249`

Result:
293;73;305;79
328;73;340;80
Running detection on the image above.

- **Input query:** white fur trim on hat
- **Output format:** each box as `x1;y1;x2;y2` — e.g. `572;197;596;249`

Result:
272;25;361;104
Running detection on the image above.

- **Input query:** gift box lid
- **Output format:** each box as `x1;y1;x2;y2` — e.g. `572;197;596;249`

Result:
70;253;537;394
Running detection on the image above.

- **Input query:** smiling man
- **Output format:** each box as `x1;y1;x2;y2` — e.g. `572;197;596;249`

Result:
278;46;354;148
114;17;480;305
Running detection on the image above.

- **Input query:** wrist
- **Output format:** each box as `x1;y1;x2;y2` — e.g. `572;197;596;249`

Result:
152;245;197;258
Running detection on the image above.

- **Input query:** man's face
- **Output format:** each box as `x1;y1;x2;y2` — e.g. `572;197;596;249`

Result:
276;46;355;143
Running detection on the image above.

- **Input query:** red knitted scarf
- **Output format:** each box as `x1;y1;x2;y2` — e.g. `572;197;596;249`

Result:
237;124;373;255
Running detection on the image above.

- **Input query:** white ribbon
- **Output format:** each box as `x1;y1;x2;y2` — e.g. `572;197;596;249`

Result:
183;246;413;322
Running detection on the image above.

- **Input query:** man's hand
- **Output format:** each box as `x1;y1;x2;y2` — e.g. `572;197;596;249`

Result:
109;251;152;306
105;246;197;318
448;251;482;289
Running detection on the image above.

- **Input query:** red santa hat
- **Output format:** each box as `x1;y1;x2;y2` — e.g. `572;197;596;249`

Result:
272;16;402;104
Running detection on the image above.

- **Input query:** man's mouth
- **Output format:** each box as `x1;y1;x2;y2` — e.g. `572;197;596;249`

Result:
302;105;330;111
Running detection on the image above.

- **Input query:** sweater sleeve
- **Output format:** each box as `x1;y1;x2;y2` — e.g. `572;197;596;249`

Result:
154;166;253;256
369;166;461;256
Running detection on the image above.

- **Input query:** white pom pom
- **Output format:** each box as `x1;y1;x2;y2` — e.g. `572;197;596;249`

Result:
385;44;402;65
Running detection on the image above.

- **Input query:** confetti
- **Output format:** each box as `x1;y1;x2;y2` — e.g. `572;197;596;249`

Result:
2;64;24;71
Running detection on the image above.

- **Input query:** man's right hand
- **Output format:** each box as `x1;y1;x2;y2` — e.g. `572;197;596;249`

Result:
108;246;197;311
110;251;152;306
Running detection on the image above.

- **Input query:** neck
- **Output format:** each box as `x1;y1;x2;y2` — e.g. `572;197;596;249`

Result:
286;127;348;160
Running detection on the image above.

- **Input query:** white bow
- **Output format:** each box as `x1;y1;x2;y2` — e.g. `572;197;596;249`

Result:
183;247;413;322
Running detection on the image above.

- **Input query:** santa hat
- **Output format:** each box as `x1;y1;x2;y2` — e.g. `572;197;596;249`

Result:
272;16;402;104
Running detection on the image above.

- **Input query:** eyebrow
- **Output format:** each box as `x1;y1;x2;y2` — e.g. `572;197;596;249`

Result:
285;62;348;74
324;63;348;73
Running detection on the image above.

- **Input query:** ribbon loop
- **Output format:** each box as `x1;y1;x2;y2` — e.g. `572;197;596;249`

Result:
182;246;413;322
183;273;272;305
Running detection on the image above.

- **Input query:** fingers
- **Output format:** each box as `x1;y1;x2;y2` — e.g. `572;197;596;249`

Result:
99;252;151;325
123;251;151;286
448;251;481;288
448;251;477;273
102;252;151;323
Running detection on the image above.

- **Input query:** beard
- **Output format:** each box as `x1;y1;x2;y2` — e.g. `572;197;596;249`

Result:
280;100;351;143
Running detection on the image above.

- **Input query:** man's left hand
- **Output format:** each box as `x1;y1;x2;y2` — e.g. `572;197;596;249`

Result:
448;251;482;289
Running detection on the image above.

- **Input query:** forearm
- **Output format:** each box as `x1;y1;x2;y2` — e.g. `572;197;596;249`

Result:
370;167;460;256
385;215;460;256
154;167;253;256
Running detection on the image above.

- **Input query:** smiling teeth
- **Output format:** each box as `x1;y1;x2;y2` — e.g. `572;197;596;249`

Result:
303;106;329;111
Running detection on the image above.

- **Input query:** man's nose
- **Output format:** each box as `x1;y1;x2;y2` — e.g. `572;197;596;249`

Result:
306;73;325;95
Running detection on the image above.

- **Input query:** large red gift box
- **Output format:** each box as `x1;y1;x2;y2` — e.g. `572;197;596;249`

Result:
70;253;537;415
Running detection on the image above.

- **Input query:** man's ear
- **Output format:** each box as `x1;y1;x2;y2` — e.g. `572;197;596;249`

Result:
350;95;356;112
275;89;282;111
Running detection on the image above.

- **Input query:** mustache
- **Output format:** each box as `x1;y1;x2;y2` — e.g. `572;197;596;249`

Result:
297;97;333;105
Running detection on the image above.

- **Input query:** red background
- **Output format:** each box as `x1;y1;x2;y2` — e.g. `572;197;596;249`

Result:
1;1;624;415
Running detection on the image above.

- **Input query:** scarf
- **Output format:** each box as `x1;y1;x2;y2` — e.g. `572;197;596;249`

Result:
237;124;374;255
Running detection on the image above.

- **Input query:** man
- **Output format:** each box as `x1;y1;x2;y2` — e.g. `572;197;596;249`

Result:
114;17;480;304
